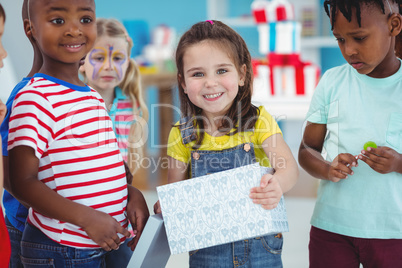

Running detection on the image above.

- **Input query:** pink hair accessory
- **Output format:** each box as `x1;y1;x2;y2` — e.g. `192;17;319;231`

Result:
206;20;214;25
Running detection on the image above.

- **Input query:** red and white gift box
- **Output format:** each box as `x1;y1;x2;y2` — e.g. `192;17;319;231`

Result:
251;0;295;23
267;21;301;55
266;0;295;22
252;0;297;55
251;0;270;24
252;54;320;99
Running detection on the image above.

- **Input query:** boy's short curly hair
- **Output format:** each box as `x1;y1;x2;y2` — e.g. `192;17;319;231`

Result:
324;0;402;29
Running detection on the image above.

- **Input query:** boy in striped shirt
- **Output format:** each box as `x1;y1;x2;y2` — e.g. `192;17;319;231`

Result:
7;0;148;266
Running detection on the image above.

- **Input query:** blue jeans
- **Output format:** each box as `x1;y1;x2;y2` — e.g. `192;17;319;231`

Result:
105;237;133;268
189;234;283;267
5;216;23;268
21;223;109;267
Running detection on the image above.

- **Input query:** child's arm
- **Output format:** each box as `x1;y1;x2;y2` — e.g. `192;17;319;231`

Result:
250;133;299;210
9;145;131;251
126;185;149;251
298;122;357;182
153;156;188;214
0;99;6;125
358;146;402;174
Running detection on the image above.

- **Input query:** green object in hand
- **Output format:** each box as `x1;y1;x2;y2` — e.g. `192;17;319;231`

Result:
363;141;377;151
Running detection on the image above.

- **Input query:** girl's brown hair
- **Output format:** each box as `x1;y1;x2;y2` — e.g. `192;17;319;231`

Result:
175;20;258;148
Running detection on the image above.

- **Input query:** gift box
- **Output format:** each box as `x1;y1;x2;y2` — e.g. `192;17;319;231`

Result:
252;55;320;98
251;0;269;24
157;163;289;255
251;0;294;23
256;21;302;55
268;53;320;96
268;21;301;54
252;0;298;55
129;214;171;268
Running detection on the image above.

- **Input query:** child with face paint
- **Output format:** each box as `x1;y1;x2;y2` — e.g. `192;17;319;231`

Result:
80;18;149;176
79;18;150;268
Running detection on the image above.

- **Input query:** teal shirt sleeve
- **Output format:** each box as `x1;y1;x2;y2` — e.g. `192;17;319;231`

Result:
306;70;329;124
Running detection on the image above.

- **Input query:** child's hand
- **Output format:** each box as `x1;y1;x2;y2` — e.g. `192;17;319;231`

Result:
82;209;131;251
328;153;358;182
358;146;402;174
153;200;161;214
249;173;283;210
0;99;6;125
126;185;150;251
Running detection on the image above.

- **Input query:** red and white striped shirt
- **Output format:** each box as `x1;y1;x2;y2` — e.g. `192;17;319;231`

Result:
8;74;128;248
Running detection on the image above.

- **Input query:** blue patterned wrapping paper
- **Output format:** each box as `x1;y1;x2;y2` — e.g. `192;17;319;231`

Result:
157;163;289;255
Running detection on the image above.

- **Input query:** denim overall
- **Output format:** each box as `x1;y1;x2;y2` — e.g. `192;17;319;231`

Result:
179;117;283;268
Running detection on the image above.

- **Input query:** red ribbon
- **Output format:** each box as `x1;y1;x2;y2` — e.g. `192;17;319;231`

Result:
252;9;267;23
268;53;307;95
276;5;287;21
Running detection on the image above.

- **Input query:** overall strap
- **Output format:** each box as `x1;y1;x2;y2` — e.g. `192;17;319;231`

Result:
179;116;197;145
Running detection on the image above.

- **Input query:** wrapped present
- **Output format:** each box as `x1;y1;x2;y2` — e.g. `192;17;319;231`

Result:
268;21;301;54
252;0;270;55
252;60;271;101
267;0;295;22
251;0;295;23
251;0;269;23
252;0;298;55
157;163;289;255
267;53;320;96
252;55;320;97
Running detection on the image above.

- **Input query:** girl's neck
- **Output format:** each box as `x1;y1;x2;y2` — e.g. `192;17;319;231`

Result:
95;86;116;111
202;116;229;137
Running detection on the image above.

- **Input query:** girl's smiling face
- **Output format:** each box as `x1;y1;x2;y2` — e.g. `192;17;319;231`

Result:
81;35;129;91
181;40;245;121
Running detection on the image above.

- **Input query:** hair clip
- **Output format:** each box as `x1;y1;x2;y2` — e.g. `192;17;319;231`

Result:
206;20;214;25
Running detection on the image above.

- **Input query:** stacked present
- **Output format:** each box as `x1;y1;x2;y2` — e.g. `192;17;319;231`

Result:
251;0;320;99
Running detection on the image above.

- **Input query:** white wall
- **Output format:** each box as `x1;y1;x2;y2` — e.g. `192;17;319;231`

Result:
1;0;33;101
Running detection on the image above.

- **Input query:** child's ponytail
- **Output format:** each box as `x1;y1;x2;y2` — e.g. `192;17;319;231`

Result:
119;57;149;174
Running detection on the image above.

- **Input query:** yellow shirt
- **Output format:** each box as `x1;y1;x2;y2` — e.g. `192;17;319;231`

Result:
167;106;282;168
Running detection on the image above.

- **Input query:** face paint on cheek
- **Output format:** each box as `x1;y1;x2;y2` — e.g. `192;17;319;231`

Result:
112;51;127;80
88;48;108;81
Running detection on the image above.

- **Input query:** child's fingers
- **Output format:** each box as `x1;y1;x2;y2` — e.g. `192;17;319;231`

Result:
153;200;161;214
99;235;121;251
259;173;273;188
337;154;358;167
261;203;279;210
329;169;349;182
250;174;274;193
117;225;131;238
361;148;386;163
129;214;147;250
